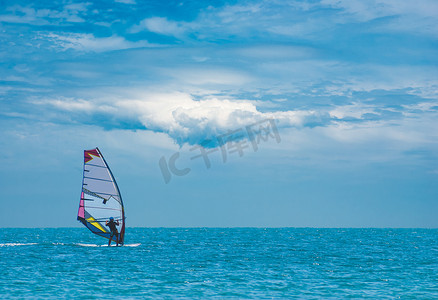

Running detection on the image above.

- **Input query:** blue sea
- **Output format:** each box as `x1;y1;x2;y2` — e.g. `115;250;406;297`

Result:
1;228;437;299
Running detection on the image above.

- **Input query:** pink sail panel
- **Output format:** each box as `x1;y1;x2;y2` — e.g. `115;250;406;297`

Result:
78;192;85;219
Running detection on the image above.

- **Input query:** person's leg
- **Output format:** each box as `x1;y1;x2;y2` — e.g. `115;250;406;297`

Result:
108;232;113;246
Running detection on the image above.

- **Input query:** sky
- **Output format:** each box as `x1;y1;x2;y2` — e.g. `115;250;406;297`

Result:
0;0;437;228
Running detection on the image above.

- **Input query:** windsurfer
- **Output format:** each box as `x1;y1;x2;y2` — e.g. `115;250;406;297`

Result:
106;217;120;246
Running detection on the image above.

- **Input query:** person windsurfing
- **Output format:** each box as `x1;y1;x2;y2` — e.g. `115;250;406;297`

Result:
106;217;120;246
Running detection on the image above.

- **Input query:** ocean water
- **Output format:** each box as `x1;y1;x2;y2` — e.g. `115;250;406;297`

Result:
0;228;437;299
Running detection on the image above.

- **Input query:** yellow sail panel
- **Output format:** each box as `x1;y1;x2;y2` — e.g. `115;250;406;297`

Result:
86;217;106;232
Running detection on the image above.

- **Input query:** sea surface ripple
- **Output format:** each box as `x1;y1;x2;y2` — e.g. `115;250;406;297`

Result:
0;228;437;299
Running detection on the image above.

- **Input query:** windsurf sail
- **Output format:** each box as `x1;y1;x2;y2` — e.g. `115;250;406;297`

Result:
77;148;125;245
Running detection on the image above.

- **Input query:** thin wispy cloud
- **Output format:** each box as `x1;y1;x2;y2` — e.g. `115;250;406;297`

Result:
0;3;90;25
125;0;438;43
114;0;136;4
43;33;151;52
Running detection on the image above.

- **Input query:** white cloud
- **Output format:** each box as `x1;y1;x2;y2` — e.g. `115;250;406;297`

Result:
401;101;438;115
0;4;90;25
0;86;13;95
215;3;262;23
64;3;90;12
39;92;327;145
321;0;438;21
127;0;438;42
47;98;95;111
130;17;187;38
325;112;438;147
114;0;136;4
320;0;438;36
0;6;51;25
44;33;150;52
329;103;377;119
114;93;326;145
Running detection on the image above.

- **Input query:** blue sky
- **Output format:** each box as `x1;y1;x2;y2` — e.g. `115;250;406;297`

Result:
0;0;437;227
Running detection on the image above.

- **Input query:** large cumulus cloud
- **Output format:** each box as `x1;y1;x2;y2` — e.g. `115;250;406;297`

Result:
41;92;328;146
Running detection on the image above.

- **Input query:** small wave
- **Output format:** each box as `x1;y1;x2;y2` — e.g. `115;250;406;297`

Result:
0;243;38;247
124;243;141;247
75;243;106;247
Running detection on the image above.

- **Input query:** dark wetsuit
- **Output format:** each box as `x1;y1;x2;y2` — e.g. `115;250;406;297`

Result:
106;220;119;237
